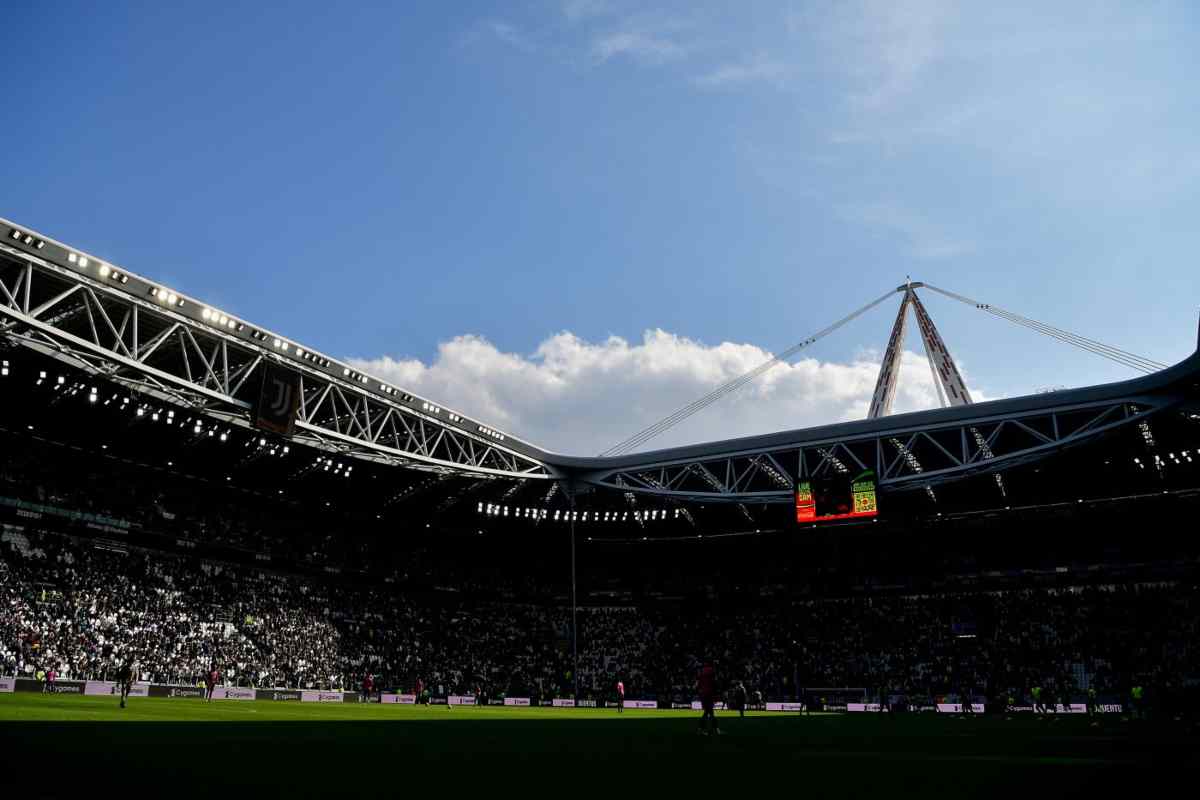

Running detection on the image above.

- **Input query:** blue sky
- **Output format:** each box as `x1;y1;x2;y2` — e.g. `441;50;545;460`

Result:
4;1;1198;452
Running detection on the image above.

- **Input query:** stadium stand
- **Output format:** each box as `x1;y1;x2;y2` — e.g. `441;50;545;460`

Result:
4;523;1198;712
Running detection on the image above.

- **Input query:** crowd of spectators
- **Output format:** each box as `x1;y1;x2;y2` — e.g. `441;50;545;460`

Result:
3;529;1197;707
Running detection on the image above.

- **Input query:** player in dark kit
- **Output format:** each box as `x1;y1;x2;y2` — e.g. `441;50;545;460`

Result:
205;666;218;702
117;659;135;708
361;673;374;704
697;663;720;736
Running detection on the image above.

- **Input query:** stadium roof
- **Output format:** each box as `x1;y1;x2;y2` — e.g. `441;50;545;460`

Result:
2;216;1197;505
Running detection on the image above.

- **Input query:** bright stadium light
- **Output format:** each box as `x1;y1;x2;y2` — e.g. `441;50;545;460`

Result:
98;264;110;277
79;257;89;268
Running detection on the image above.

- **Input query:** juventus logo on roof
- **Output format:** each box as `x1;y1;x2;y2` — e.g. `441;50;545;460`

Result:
255;365;300;437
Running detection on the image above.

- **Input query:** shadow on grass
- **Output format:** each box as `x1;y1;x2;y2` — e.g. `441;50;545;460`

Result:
3;715;1195;798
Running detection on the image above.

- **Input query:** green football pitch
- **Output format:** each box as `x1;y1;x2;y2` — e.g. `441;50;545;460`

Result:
1;695;1196;798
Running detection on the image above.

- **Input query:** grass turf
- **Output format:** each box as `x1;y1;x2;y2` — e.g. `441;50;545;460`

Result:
1;694;1196;798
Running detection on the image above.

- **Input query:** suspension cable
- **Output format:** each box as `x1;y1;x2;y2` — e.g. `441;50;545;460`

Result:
922;284;1167;374
600;288;901;456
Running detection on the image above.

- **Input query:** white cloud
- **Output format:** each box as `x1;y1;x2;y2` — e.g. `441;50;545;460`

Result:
349;329;992;455
694;54;788;89
592;30;687;64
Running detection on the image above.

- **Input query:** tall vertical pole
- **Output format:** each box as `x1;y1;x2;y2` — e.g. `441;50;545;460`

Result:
569;486;579;702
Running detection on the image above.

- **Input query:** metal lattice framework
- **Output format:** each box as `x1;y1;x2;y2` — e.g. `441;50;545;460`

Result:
4;217;1193;503
579;396;1177;502
0;240;553;480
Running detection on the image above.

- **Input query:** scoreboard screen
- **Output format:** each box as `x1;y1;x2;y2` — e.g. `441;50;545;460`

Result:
795;469;878;523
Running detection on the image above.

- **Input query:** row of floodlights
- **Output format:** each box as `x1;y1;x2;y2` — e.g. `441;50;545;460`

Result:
339;367;371;385
1134;451;1193;469
314;456;354;477
76;254;129;284
37;369;229;439
37;228;489;441
47;370;309;454
8;227;46;249
478;425;505;441
478;503;681;522
200;307;244;331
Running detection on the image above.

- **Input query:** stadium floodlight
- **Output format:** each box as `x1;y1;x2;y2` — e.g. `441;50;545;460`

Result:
79;257;89;267
98;264;110;277
167;293;178;305
0;361;7;377
219;432;227;442
67;252;77;263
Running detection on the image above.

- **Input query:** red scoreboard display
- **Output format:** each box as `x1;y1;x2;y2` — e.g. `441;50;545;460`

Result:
795;470;879;523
